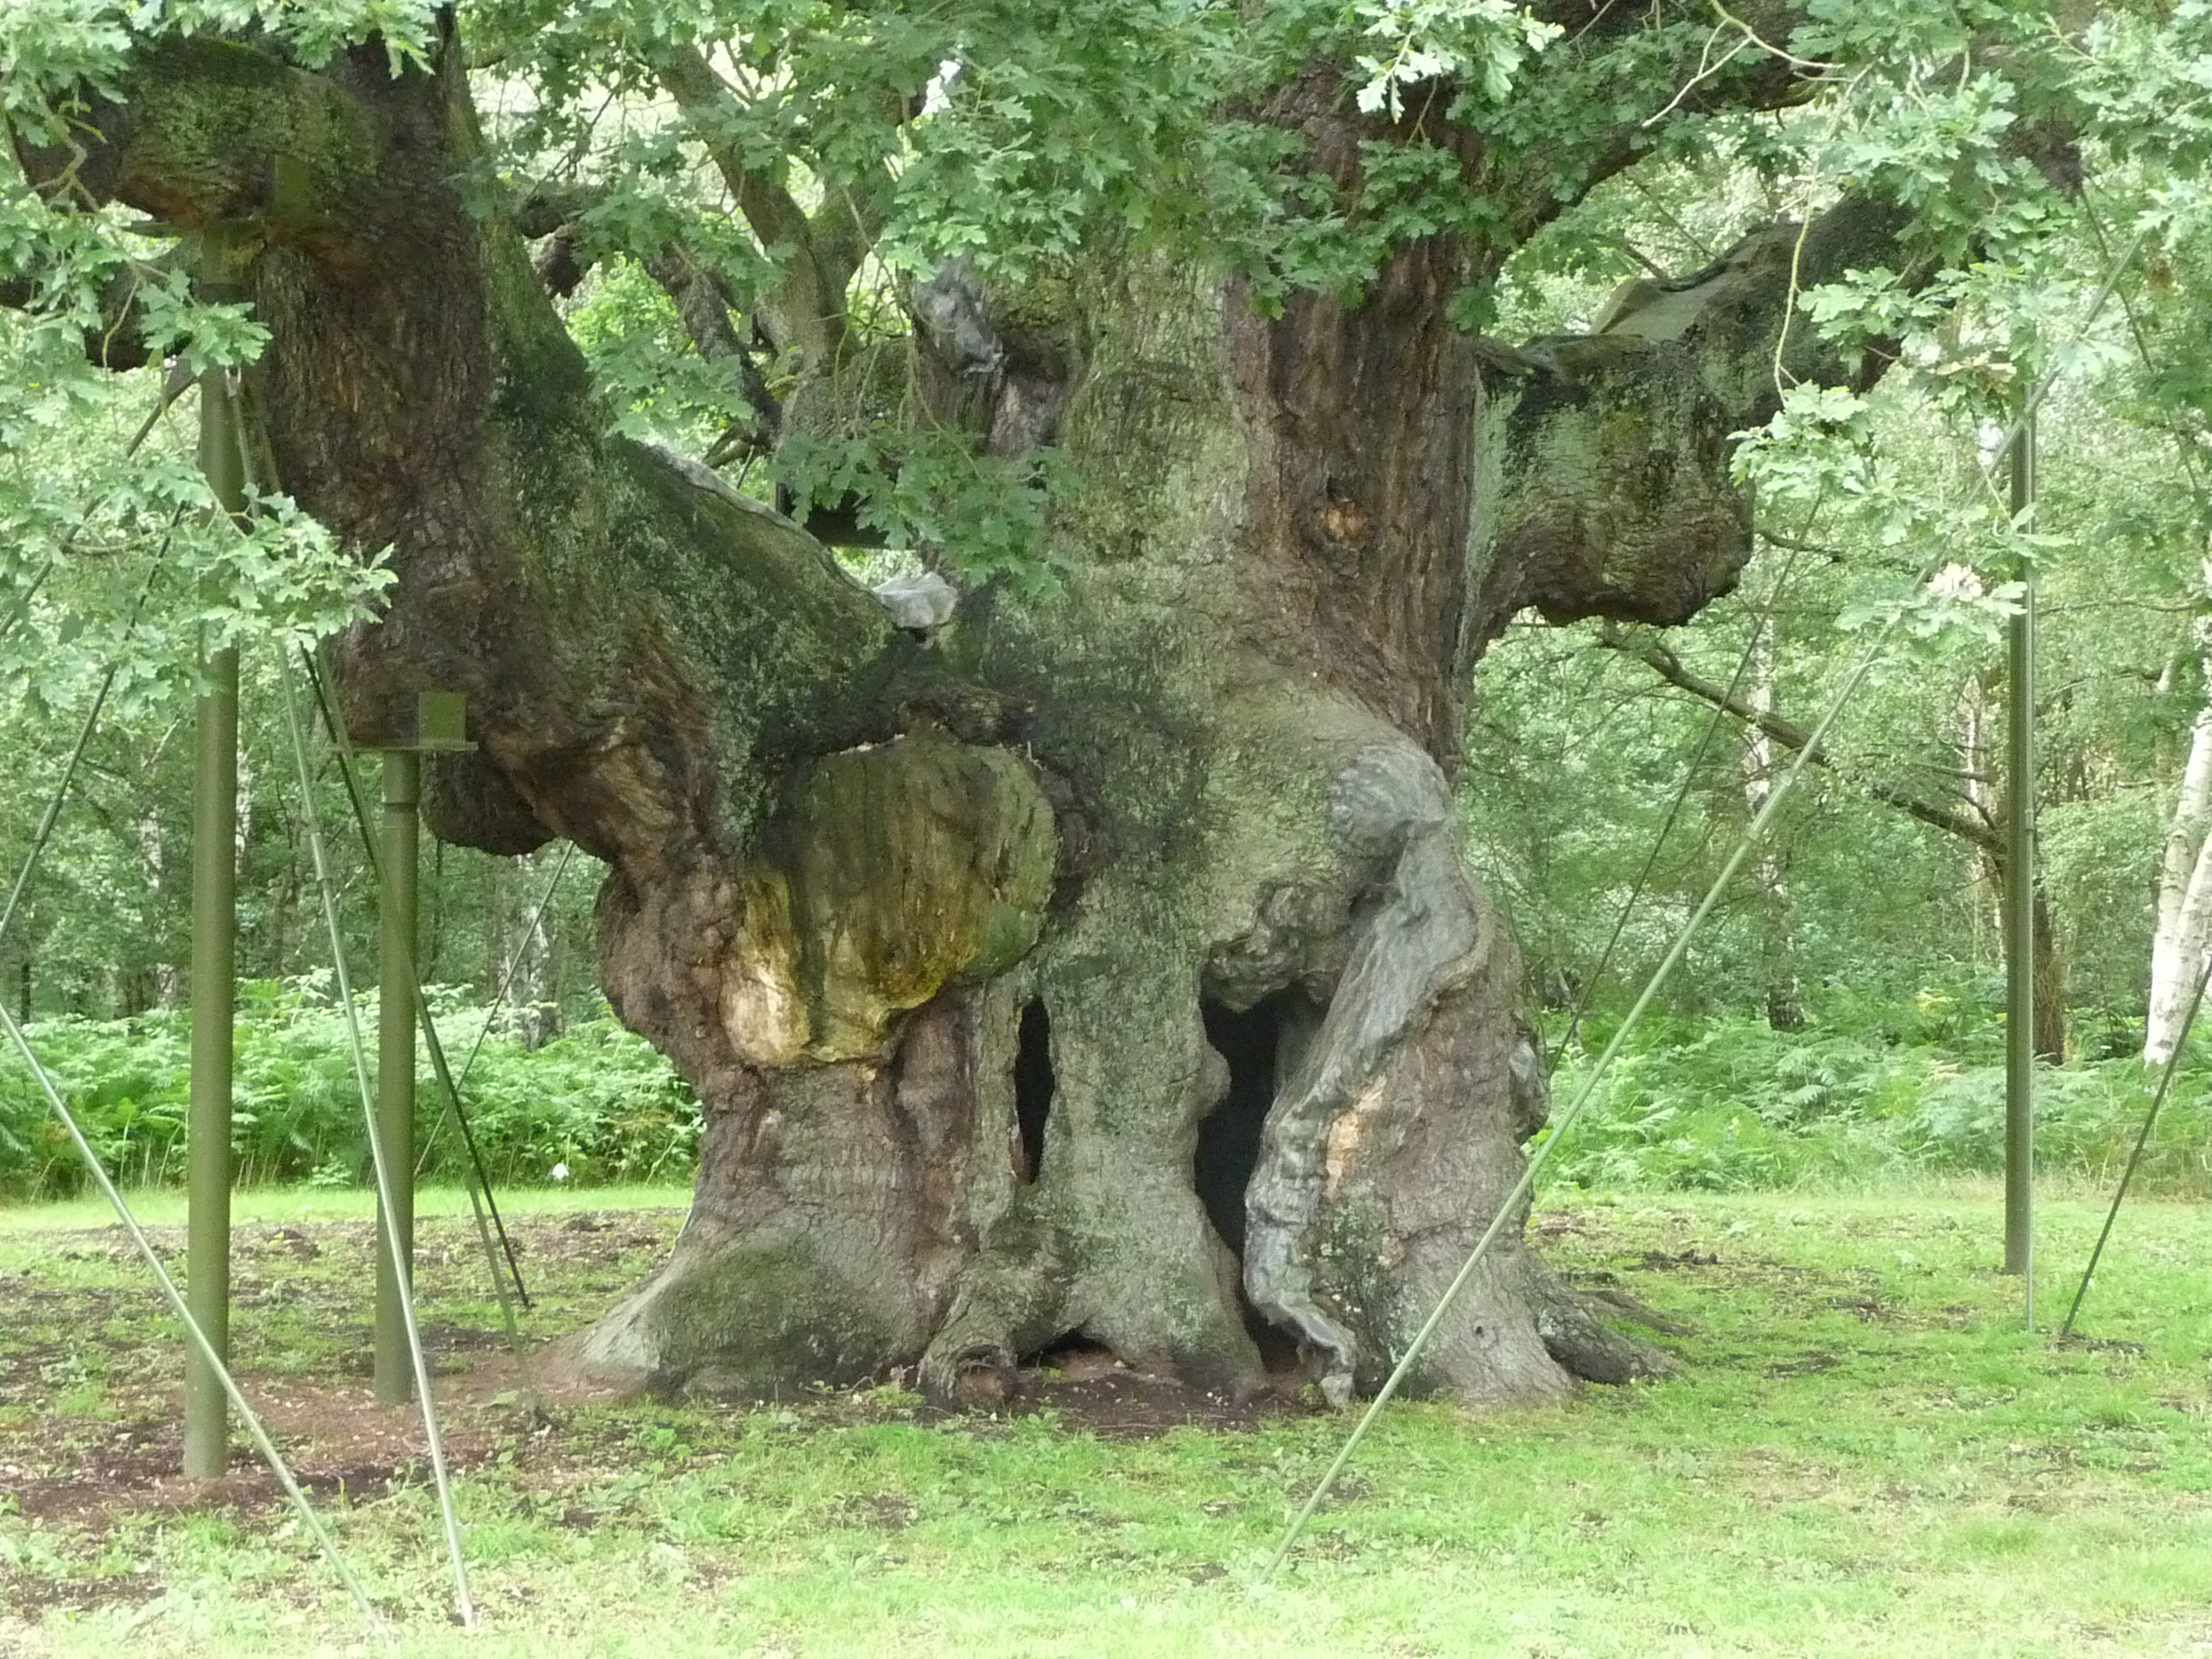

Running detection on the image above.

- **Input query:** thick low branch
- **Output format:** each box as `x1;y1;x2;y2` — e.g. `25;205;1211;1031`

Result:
1469;194;1923;667
27;25;929;861
16;36;380;257
1602;627;2002;854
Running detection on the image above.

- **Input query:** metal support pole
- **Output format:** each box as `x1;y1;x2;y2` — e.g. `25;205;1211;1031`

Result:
185;374;242;1478
375;749;420;1404
2004;413;2037;1303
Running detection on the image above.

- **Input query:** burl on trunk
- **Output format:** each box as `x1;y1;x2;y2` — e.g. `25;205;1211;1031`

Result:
28;25;1903;1407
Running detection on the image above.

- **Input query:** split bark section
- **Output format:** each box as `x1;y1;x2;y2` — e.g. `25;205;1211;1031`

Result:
22;25;1927;1406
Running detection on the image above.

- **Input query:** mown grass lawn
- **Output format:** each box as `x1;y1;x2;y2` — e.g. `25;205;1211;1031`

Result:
2;1184;2208;1657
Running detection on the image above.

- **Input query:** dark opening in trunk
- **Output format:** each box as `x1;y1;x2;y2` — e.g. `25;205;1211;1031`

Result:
1199;990;1309;1369
1013;997;1054;1184
1019;1331;1115;1368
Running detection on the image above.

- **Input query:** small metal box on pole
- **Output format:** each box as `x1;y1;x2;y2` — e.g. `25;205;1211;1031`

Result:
360;690;474;1404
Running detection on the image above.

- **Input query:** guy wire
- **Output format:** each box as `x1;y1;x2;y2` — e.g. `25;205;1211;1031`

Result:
299;648;532;1319
2059;948;2212;1339
278;647;477;1627
0;499;385;1636
0;1000;393;1640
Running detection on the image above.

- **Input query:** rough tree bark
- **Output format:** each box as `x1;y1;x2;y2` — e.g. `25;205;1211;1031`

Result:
26;21;1925;1407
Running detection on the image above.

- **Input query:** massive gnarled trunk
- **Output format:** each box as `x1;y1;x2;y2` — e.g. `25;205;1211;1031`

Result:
31;24;1912;1406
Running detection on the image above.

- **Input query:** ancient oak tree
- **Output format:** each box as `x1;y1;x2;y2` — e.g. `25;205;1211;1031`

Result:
8;0;2069;1404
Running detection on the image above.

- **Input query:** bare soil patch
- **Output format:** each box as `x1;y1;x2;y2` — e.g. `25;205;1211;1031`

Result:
1005;1342;1316;1436
0;1211;683;1534
0;1202;1306;1573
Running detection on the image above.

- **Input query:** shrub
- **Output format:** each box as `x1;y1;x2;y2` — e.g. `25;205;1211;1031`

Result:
0;978;696;1199
1544;1001;2212;1195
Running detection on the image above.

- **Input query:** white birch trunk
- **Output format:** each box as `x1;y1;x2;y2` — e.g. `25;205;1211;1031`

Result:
499;849;558;1049
1740;627;1802;1027
135;810;180;1008
1960;680;1996;960
2145;661;2212;1064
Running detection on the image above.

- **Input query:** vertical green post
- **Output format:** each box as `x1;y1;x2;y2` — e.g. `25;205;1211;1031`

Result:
185;372;243;1478
376;749;421;1403
2004;414;2036;1302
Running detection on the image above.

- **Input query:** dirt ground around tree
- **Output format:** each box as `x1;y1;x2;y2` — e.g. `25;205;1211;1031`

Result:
2;1211;657;1536
0;1201;1309;1581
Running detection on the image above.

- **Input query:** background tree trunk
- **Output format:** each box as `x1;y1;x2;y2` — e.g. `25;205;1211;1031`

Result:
2146;679;2212;1063
2032;887;2069;1065
1738;627;1803;1029
490;850;561;1050
1611;633;2068;1058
